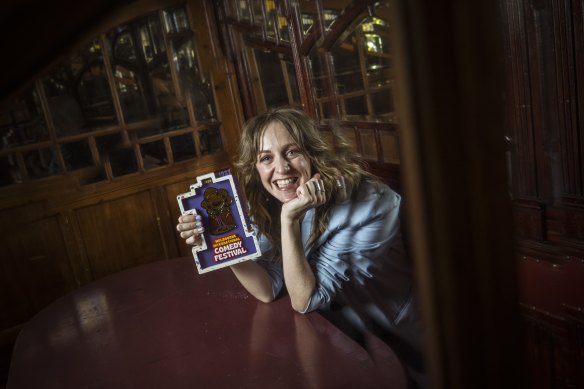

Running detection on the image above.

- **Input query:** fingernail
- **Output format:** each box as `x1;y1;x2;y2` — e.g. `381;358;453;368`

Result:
197;227;204;233
195;221;202;228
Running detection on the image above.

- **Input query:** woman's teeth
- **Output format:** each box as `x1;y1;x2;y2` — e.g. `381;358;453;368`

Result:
275;178;296;188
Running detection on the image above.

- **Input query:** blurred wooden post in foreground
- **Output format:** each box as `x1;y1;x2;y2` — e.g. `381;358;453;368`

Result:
391;1;526;388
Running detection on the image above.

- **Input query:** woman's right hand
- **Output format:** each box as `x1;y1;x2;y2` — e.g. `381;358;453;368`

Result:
176;213;205;246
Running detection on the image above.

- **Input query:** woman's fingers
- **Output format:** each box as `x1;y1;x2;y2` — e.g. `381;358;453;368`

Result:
176;214;205;246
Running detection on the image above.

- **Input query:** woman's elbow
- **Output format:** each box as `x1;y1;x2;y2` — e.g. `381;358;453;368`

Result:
256;292;275;304
291;300;309;313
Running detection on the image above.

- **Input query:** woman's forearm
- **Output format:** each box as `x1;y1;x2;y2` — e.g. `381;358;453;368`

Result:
230;261;274;303
281;219;315;312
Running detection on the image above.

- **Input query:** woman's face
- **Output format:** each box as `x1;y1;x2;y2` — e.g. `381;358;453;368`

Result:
255;121;312;203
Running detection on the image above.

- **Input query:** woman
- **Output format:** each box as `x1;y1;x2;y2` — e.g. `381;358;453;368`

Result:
177;107;426;387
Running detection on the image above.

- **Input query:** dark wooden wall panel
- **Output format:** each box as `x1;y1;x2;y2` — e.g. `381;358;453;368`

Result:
75;191;168;279
502;0;584;387
0;207;76;329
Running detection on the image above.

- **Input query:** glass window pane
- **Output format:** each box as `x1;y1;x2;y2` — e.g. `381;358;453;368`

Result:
371;89;393;118
344;95;368;118
237;0;252;22
331;30;364;94
141;140;168;169
115;64;149;123
24;147;60;179
44;40;118;131
109;146;138;177
322;0;351;30
171;133;197;162
298;0;317;35
108;12;189;133
199;127;223;155
139;15;166;63
250;0;264;26
163;7;190;33
254;50;289;108
0;155;22;186
264;0;277;40
363;17;393;88
96;133;124;159
309;51;328;99
62;140;93;171
171;37;217;122
0;88;48;147
277;15;290;42
285;62;300;105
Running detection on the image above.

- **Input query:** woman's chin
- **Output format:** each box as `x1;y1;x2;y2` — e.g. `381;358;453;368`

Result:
278;193;298;203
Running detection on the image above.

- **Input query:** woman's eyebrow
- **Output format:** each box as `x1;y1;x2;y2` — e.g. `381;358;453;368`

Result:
258;143;297;154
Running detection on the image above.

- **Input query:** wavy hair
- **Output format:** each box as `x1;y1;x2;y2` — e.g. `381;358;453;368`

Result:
234;107;377;258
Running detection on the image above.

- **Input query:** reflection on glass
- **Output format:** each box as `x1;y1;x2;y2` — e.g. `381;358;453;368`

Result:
44;39;118;131
139;16;165;63
309;48;335;119
24;147;60;179
96;133;125;163
362;17;392;88
264;0;277;40
164;7;190;33
345;95;368;117
309;50;327;98
0;4;223;189
237;0;252;21
250;0;264;26
108;12;190;134
0;88;48;147
286;62;300;104
322;0;351;30
327;9;394;121
141;140;168;169
298;0;317;35
301;13;315;34
371;90;393;117
331;31;364;94
152;62;189;133
170;133;197;162
114;65;148;123
109;146;137;177
278;15;290;42
254;50;289;108
199;127;223;155
95;133;138;176
171;36;216;122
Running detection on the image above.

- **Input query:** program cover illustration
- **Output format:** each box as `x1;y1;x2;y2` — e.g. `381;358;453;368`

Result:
177;168;261;274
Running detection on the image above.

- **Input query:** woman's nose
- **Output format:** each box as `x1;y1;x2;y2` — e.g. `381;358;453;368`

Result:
275;158;290;173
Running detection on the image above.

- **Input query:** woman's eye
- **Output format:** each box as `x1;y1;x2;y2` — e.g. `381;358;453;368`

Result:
287;149;300;157
259;155;271;163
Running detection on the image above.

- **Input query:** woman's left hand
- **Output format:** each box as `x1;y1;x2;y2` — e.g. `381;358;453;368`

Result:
281;173;326;223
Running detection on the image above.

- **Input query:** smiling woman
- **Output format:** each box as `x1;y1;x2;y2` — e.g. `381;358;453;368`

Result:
177;107;427;388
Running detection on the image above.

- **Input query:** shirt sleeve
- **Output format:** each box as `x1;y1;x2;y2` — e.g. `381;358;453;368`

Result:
301;183;402;313
252;232;285;299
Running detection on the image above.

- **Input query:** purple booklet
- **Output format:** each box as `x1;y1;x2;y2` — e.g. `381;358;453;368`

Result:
177;168;262;274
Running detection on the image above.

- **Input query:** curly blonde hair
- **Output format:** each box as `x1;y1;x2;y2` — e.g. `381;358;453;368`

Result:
234;107;377;257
